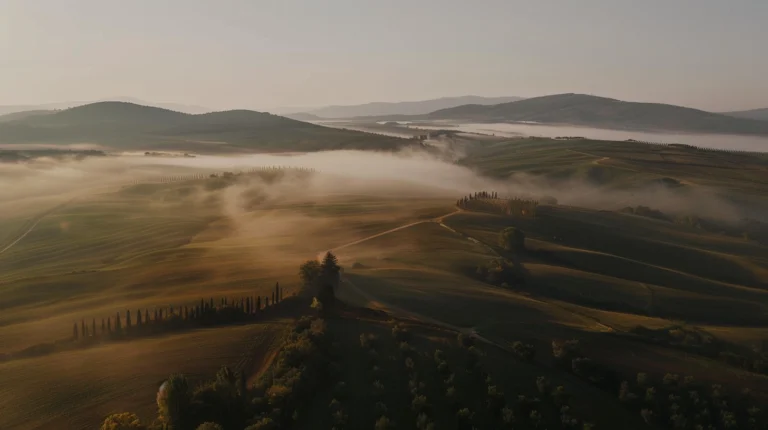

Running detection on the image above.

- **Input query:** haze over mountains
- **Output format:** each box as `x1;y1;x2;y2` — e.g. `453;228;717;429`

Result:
413;94;768;135
0;102;406;153
286;95;524;119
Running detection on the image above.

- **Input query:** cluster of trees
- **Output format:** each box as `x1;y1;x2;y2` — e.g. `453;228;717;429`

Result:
629;325;768;377
551;338;767;429
457;193;540;217
132;166;317;186
452;333;592;429
300;251;342;314
101;315;333;430
72;284;286;343
456;191;498;206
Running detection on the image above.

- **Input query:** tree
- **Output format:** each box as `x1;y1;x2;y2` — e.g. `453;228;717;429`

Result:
92;318;96;336
136;309;142;327
157;374;191;429
196;423;224;430
81;319;86;338
299;260;322;286
256;296;261;310
101;318;106;334
275;282;280;304
73;323;79;340
115;312;122;333
126;310;132;330
375;416;392;430
321;251;341;286
107;317;112;333
498;227;525;253
100;412;146;430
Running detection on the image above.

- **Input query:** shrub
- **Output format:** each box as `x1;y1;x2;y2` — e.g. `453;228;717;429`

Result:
244;417;276;430
457;332;473;348
498;227;525;252
536;376;550;395
412;395;428;413
374;401;388;417
512;341;536;362
100;413;146;430
392;323;411;341
374;416;392;430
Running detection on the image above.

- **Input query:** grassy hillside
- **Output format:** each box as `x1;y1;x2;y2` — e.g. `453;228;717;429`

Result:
428;93;768;135
0;102;412;152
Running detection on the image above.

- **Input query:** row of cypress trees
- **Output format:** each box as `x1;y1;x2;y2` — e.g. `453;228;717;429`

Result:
71;283;286;341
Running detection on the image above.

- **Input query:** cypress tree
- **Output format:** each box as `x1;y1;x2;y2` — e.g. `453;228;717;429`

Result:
115;312;122;333
275;282;280;304
81;320;86;338
144;309;149;325
266;296;270;307
92;318;96;336
246;297;251;314
107;317;112;333
271;291;275;304
200;299;205;313
256;296;261;310
209;297;214;310
136;309;142;327
126;310;132;330
101;318;106;333
73;323;79;340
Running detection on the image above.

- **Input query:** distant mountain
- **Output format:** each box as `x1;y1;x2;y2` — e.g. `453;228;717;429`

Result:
0;110;54;123
427;93;768;135
0;98;212;116
284;112;323;121
0;102;408;152
299;96;524;119
722;108;768;121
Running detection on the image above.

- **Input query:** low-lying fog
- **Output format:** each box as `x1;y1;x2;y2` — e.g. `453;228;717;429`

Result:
0;148;760;222
357;121;768;153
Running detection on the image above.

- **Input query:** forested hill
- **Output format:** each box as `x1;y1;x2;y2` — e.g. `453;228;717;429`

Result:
0;102;410;152
427;93;768;135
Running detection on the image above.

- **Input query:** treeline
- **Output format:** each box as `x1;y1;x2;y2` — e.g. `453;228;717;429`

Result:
550;339;767;429
457;192;541;217
130;166;318;185
619;205;768;245
1;284;289;363
100;315;334;430
72;283;285;342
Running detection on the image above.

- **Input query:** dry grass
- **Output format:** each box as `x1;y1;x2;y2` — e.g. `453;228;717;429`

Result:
0;321;289;430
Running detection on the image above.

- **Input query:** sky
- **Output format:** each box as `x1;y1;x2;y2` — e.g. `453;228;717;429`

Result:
1;0;766;112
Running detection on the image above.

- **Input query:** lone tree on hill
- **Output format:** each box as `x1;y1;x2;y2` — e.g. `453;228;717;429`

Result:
498;227;526;253
321;251;341;286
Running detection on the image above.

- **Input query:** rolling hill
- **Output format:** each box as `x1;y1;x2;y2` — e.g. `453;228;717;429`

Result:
427;93;768;135
723;107;768;121
294;95;524;119
0;98;212;116
0;102;410;152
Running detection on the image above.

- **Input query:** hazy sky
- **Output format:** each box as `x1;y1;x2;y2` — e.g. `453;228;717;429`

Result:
1;0;766;111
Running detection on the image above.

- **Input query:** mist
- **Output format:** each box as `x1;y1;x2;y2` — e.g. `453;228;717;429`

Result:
0;148;756;225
